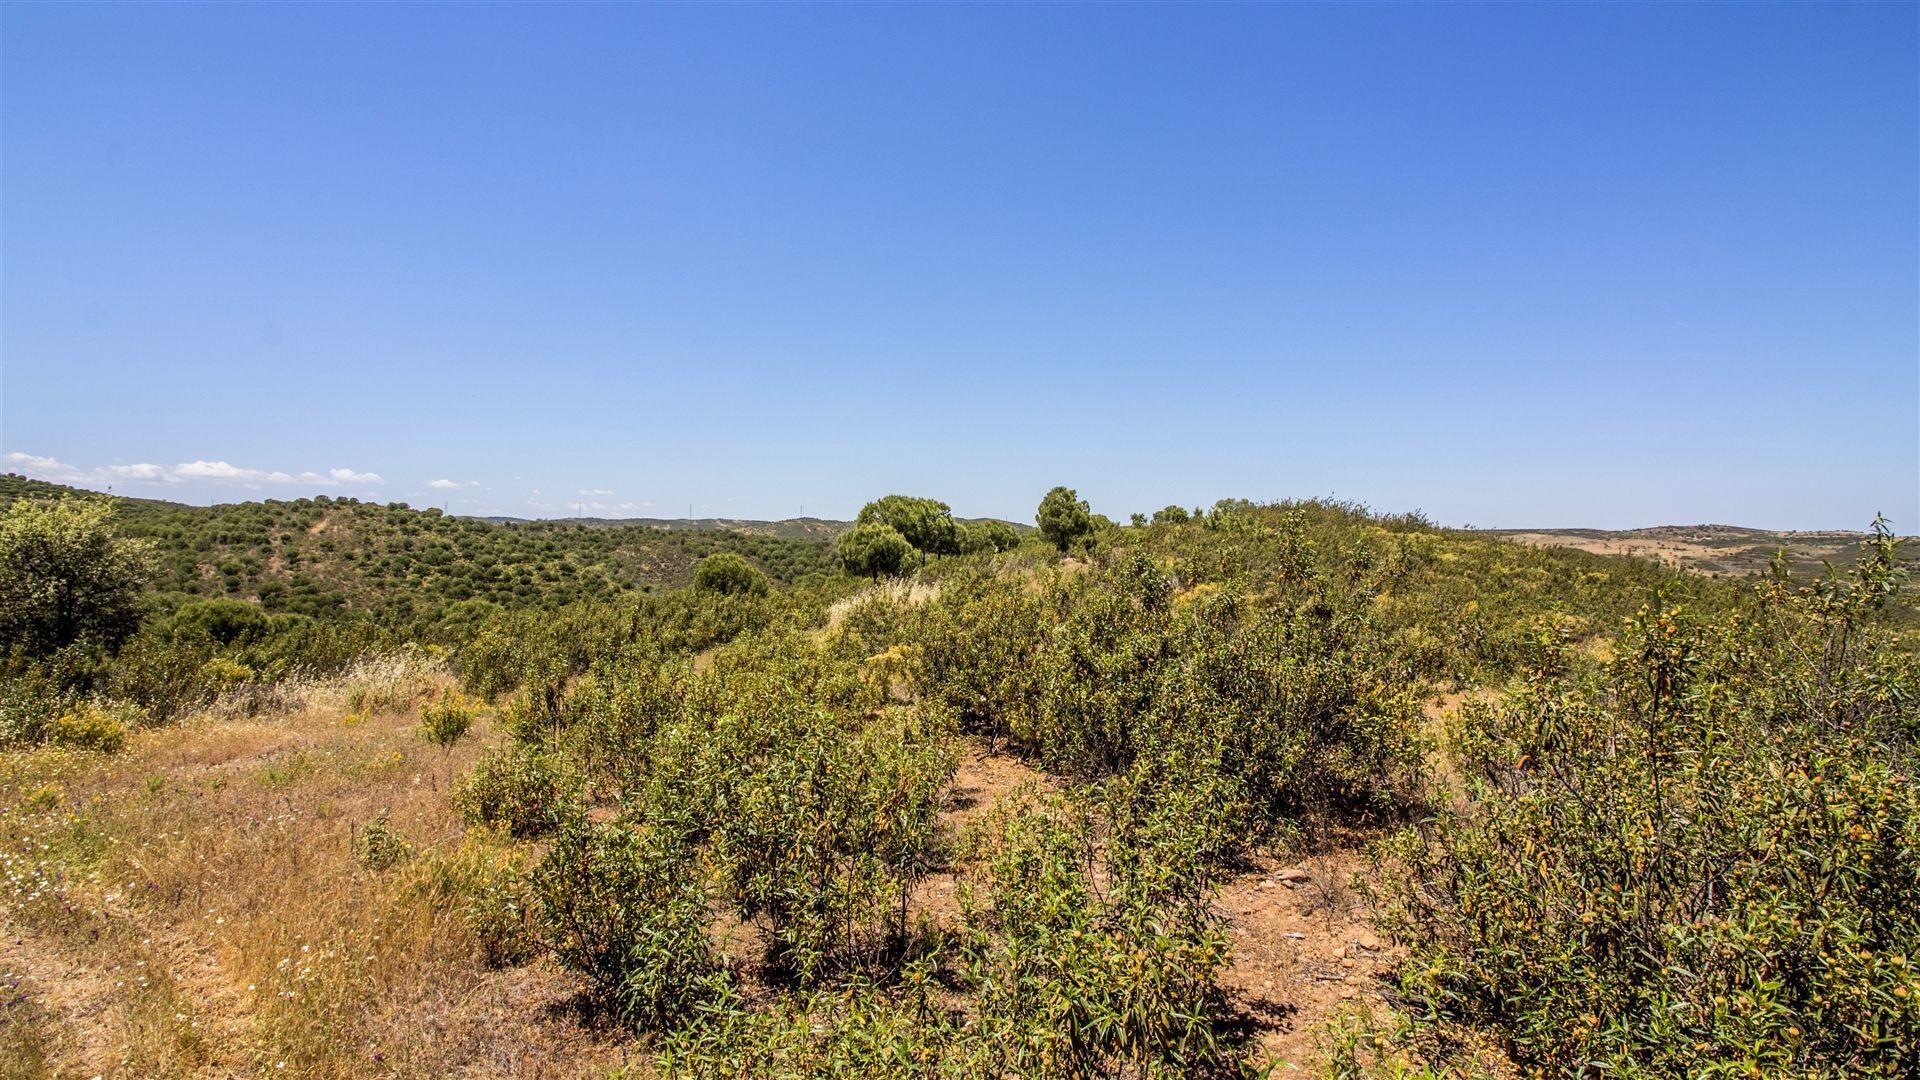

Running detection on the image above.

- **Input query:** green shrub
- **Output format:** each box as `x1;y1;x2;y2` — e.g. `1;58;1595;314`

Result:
625;632;952;984
1373;533;1920;1077
455;620;530;700
693;553;770;597
558;665;683;787
411;833;537;967
0;673;63;746
703;702;954;984
353;812;412;871
49;703;130;752
0;496;152;656
419;687;477;748
837;521;918;579
960;518;1020;554
166;598;270;645
532;820;730;1030
454;745;583;838
198;656;256;695
911;572;1046;749
996;555;1422;824
961;789;1245;1078
657;963;986;1077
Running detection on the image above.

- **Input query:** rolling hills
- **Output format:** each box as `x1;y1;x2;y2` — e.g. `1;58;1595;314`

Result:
0;474;839;620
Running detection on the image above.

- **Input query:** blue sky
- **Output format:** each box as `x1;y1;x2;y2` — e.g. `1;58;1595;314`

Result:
3;3;1914;529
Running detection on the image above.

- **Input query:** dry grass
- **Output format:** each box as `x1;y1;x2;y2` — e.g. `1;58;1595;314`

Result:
0;655;631;1079
822;579;942;631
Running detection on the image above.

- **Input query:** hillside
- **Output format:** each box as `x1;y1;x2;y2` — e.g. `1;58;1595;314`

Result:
1493;523;1916;577
482;514;1031;543
0;474;839;621
481;514;852;541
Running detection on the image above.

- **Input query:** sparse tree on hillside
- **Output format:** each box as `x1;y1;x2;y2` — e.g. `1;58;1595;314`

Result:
837;521;917;578
854;496;964;557
1036;487;1093;552
692;553;768;596
1151;505;1190;526
0;497;152;656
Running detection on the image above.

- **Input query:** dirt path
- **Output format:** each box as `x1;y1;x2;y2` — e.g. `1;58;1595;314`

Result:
1216;848;1393;1068
909;744;1058;927
912;742;1396;1070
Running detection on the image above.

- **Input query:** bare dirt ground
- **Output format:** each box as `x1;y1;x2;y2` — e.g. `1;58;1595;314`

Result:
1499;531;1771;575
907;744;1059;928
1217;846;1392;1071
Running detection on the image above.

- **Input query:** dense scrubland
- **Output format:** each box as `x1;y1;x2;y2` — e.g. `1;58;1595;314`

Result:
1;478;1914;1078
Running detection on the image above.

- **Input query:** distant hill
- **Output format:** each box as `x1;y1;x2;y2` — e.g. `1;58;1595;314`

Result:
479;514;1031;542
0;474;839;619
481;515;853;541
1492;524;1914;577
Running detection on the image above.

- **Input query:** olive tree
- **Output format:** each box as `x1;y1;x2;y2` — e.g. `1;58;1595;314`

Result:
0;497;152;656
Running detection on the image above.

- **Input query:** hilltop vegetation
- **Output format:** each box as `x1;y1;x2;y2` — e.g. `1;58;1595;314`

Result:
0;481;1913;1078
0;473;837;619
482;515;852;542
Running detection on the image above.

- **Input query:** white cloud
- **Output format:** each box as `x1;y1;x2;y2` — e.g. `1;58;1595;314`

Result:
580;488;614;496
427;479;462;490
175;460;266;481
5;452;89;484
6;451;386;490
